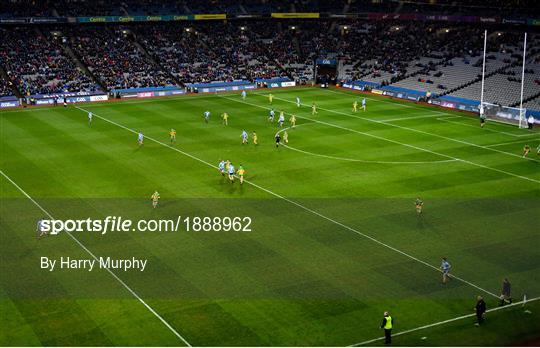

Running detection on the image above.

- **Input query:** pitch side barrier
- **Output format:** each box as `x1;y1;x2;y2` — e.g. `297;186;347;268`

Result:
111;86;186;99
341;82;430;102
186;81;257;93
255;77;296;88
21;91;109;107
0;95;20;108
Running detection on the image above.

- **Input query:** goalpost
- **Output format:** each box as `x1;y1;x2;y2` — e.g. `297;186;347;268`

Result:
479;31;529;128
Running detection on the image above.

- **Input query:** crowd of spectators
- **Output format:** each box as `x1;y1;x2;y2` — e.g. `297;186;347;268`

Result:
68;26;176;90
0;27;99;95
134;22;288;84
0;78;14;97
1;20;538;100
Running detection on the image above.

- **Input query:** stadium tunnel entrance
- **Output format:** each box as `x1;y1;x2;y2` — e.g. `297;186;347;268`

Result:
315;58;338;87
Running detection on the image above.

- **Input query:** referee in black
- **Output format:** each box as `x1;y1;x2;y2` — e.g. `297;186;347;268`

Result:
380;311;393;344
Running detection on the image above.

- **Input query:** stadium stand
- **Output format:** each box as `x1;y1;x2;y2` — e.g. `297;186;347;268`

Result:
0;27;100;95
67;26;176;90
0;0;538;116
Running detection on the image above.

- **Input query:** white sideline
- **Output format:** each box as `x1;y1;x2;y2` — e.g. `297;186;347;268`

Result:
224;95;540;184
73;105;501;302
0;170;192;347
256;93;540;172
349;296;540;346
486;139;540;148
379;113;445;122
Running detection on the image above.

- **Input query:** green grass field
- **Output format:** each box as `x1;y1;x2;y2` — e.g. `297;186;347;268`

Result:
1;87;539;346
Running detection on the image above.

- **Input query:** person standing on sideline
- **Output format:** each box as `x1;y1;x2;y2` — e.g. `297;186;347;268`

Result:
380;311;393;344
527;115;535;130
475;296;486;326
441;257;451;284
500;278;512;306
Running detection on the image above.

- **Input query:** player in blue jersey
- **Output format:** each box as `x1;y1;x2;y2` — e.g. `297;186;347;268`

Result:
137;132;144;146
241;130;248;144
441;257;451;284
268;109;275;122
278;112;285;127
218;159;226;176
228;162;236;182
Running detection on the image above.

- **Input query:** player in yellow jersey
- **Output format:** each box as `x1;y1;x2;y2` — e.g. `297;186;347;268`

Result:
312;102;317;115
237;165;246;184
221;112;229;126
169;128;176;144
523;144;530;157
289;114;296;128
252;131;258;145
151;191;160;209
353;100;358;112
415;197;423;215
268;93;273;104
283;130;288;144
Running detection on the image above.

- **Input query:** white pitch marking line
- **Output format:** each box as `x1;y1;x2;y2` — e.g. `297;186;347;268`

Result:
486;138;540;148
220;95;458;163
274;123;457;164
326;88;538;138
256;93;540;173
349;296;540;346
379;113;445;122
0;170;193;347
73;105;501;301
227;95;540;184
436;116;535;138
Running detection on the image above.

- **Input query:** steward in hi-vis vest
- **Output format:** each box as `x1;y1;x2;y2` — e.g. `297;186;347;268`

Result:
380;311;393;344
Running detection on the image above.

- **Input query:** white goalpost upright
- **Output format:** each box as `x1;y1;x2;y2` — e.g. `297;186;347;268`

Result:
518;32;528;128
479;29;487;118
480;31;528;128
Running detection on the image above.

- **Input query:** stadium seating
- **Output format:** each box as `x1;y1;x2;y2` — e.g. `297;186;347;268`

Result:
0;27;100;95
0;11;538;114
68;26;176;90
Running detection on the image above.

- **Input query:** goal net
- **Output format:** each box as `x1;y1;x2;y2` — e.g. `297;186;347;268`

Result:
481;102;527;128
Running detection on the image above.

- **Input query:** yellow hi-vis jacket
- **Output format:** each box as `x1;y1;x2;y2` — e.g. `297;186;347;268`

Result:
384;316;392;329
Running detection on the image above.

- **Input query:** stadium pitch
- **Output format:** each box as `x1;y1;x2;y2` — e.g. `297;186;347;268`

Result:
1;87;539;346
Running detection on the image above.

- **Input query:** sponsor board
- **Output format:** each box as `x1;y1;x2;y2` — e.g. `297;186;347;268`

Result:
0;101;20;108
118;89;185;98
34;94;108;105
371;89;384;95
194;14;226;20
441;101;456;109
281;81;296;87
89;95;109;101
271;13;319;18
197;84;256;93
